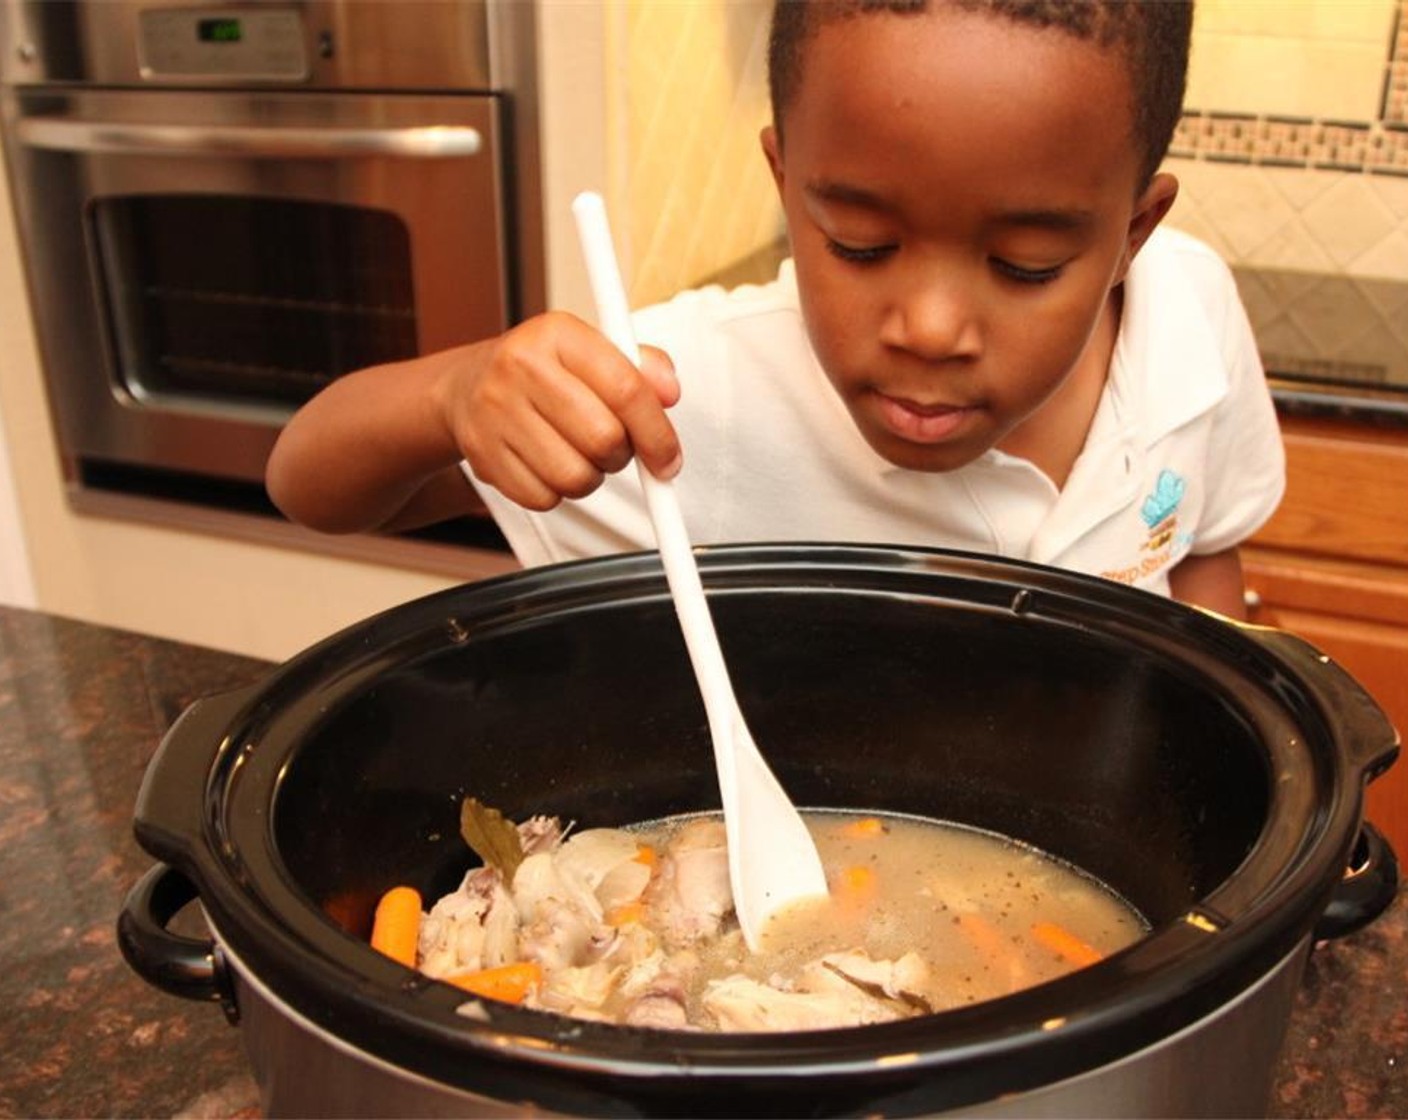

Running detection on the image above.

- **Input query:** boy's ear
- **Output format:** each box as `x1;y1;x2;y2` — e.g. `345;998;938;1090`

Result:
760;125;785;192
1115;172;1179;283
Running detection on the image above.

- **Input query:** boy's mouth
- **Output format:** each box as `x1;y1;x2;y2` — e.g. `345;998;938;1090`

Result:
873;392;974;445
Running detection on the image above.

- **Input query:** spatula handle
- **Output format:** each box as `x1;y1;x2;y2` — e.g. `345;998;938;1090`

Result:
570;191;739;780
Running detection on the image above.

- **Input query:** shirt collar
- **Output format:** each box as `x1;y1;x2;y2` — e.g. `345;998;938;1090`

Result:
1114;228;1231;447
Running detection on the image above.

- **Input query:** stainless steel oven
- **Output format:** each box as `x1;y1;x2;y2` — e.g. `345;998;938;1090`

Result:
0;0;542;517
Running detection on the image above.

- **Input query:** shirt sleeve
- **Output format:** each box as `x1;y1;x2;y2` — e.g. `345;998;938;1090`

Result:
1188;264;1286;556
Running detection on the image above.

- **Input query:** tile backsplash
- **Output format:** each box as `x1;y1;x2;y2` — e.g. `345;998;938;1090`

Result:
1166;160;1408;276
1165;0;1408;402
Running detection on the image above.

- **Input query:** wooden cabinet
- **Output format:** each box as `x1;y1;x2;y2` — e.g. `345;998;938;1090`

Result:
1242;415;1408;860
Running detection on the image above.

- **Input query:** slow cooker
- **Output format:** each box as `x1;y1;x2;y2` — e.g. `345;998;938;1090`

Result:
118;545;1399;1117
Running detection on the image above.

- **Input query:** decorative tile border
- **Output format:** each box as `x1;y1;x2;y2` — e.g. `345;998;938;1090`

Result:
1172;0;1408;177
1169;114;1408;177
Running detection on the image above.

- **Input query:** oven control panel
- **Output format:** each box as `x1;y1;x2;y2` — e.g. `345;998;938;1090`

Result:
137;7;308;81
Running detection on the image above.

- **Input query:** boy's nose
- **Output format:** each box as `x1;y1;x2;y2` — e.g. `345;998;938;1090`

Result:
879;278;982;361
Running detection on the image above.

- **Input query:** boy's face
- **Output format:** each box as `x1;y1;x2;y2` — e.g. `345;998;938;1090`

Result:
763;6;1175;473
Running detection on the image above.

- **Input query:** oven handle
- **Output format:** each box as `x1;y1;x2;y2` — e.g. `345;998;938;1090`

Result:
14;117;482;159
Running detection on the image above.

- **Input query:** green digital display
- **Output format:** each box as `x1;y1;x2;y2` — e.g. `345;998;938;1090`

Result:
197;17;242;43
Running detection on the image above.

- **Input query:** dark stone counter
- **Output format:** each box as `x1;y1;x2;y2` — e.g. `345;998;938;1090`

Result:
0;604;1401;1118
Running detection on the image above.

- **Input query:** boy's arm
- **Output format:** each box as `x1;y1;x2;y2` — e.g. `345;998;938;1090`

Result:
266;342;484;534
1168;547;1249;621
266;313;680;535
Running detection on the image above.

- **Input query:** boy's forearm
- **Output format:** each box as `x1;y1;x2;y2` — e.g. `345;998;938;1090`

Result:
1167;548;1249;621
266;346;477;535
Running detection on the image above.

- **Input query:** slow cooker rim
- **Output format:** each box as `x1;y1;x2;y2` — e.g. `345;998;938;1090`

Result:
176;544;1373;1112
195;857;1343;1112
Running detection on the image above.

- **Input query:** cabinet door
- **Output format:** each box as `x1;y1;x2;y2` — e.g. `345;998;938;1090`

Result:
1244;553;1408;861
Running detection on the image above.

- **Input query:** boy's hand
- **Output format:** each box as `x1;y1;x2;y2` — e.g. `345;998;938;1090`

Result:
441;311;682;511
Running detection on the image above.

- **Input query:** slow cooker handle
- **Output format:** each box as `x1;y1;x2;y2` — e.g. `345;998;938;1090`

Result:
1313;820;1400;941
1239;625;1400;780
1241;626;1401;939
133;683;263;865
116;862;240;1024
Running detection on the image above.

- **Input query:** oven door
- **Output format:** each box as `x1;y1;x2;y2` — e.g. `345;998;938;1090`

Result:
4;87;510;484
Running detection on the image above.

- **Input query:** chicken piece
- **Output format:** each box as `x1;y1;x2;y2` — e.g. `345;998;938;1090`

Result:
418;865;499;975
625;988;692;1029
646;818;733;947
518;815;565;856
535;958;623;1016
480;882;521;968
614;944;701;1030
702;973;904;1032
818;950;934;1012
420;816;561;978
520;897;598;972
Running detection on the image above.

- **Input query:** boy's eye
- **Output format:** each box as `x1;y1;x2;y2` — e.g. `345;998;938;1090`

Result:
992;258;1064;285
825;238;896;265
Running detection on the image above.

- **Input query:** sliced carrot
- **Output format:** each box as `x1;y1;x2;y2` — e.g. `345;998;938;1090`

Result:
446;961;543;1004
956;911;1029;989
634;844;658;869
369;885;422;968
605;900;645;927
1032;921;1104;967
955;911;1007;961
834;864;878;911
839;816;885;839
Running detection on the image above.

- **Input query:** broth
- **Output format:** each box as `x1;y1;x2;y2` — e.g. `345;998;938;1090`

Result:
673;811;1147;1021
407;807;1147;1032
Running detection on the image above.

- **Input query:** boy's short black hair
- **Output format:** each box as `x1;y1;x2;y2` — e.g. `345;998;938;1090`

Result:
767;0;1193;189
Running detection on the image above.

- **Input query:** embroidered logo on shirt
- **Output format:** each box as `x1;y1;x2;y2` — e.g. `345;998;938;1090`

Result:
1102;469;1192;586
1141;469;1186;529
1140;469;1187;552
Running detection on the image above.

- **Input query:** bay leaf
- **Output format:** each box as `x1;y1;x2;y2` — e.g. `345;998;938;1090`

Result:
460;797;525;881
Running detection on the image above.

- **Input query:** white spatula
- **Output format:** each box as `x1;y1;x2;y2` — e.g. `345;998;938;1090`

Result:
571;191;829;952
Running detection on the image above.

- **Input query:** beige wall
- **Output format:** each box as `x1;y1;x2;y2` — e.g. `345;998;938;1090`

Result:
613;0;784;306
1186;0;1395;120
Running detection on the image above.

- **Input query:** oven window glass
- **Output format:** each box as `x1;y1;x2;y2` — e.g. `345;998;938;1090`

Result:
89;195;418;409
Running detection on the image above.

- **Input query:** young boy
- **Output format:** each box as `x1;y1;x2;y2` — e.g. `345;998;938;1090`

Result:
267;0;1284;620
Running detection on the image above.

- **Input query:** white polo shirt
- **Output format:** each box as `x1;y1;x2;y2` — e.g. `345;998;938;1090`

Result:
471;227;1285;598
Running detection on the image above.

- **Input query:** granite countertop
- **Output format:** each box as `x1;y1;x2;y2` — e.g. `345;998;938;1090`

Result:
0;603;1402;1118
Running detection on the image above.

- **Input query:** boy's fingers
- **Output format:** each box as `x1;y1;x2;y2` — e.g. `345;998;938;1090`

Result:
503;407;612;500
638;346;680;406
524;361;634;476
559;330;681;481
489;444;563;512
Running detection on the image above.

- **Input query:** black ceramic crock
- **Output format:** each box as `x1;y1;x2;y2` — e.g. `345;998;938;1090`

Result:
119;545;1399;1118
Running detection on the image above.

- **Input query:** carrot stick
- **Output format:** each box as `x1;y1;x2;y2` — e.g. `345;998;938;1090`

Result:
1032;920;1104;967
370;886;422;967
834;864;878;912
955;911;1007;961
445;961;543;1004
